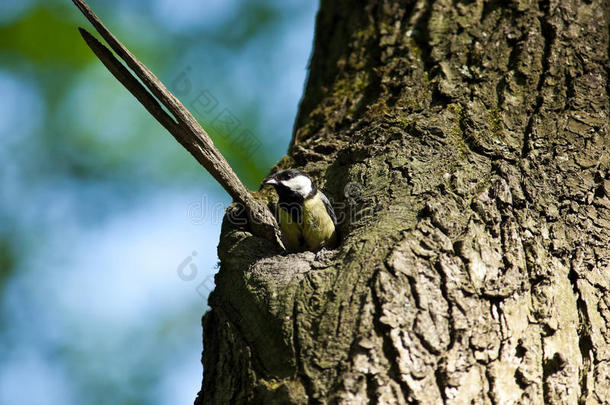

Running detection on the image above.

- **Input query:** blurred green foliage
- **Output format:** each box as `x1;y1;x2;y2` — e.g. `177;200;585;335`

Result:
0;241;15;292
0;7;93;67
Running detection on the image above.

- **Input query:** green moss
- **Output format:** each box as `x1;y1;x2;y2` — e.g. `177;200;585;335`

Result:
353;24;376;41
445;103;468;158
487;108;503;138
256;378;308;404
259;378;283;390
454;136;468;157
406;39;422;59
332;78;351;98
332;72;369;100
447;103;463;116
397;115;413;130
353;73;368;93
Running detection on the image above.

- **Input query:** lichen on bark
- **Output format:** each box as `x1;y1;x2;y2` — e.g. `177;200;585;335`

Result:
196;0;610;404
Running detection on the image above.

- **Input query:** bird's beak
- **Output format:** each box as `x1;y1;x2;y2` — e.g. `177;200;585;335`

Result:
264;178;278;185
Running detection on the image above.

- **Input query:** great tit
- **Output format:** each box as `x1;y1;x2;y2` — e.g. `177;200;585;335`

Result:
263;169;337;252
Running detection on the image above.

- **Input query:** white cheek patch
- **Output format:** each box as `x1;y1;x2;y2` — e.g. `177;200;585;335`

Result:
281;176;313;197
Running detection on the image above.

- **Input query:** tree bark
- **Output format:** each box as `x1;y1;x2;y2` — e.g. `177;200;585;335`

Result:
196;0;610;403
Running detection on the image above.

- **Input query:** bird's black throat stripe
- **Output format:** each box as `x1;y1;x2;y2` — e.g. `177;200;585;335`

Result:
275;185;317;224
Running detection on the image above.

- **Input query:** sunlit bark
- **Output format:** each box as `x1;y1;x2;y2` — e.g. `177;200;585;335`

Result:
197;1;609;403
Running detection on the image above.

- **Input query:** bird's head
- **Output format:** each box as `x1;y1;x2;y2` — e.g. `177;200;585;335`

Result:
263;169;315;200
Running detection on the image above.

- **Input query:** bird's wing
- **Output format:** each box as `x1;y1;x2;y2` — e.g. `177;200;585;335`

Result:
320;192;337;225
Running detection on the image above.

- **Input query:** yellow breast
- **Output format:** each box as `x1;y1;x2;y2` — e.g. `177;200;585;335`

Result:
277;192;336;252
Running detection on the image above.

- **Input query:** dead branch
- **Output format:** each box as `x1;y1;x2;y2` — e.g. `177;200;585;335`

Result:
71;0;283;248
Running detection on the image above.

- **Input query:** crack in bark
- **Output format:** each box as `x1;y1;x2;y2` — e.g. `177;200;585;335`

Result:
568;258;596;405
365;373;380;405
542;352;568;403
434;260;457;352
522;0;556;157
434;367;448;405
370;270;414;404
292;298;316;404
410;0;435;76
485;366;499;405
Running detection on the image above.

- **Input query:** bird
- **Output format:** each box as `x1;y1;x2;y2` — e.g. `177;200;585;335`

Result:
262;169;337;252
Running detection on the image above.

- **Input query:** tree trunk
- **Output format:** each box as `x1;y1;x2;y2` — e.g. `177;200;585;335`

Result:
196;0;609;403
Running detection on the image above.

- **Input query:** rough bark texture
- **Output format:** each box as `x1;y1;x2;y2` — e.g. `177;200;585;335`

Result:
196;0;609;403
